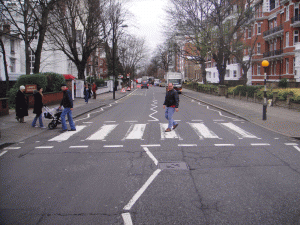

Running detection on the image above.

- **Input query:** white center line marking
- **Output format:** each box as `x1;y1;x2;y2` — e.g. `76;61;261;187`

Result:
35;146;54;149
4;147;21;150
123;169;161;211
125;121;138;123
103;145;123;148
69;146;89;148
105;121;116;123
143;147;158;165
141;144;161;147
178;144;197;147
285;143;298;146
214;144;235;146
191;120;203;122
122;213;133;225
0;151;8;157
293;146;300;152
250;143;270;146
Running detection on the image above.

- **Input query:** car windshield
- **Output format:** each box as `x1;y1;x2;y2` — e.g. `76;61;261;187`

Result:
168;79;181;84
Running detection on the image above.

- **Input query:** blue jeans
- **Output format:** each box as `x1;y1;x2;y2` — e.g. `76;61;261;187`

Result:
61;108;76;130
32;113;44;127
85;94;89;103
165;107;177;129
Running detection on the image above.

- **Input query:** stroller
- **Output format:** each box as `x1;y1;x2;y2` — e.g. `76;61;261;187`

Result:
43;106;63;129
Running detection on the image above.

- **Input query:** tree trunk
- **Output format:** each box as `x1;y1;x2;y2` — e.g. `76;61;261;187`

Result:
77;63;86;80
201;61;207;84
0;38;10;93
216;64;226;85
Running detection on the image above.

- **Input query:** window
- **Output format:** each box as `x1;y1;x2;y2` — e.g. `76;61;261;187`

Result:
257;23;261;34
10;58;16;72
213;73;215;78
10;39;15;53
233;70;237;77
248;28;251;38
257;64;261;75
286;6;289;21
294;30;299;45
294;58;296;74
257;43;261;54
226;70;230;77
286;58;289;74
274;39;277;50
29;50;35;74
99;60;103;66
286;32;289;47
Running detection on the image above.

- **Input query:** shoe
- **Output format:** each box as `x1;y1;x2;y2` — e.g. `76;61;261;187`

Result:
40;126;47;129
61;129;68;132
165;128;171;132
15;116;19;122
32;125;38;127
173;124;178;130
68;129;76;131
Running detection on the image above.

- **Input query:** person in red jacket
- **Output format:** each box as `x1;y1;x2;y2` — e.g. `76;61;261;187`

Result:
92;82;97;99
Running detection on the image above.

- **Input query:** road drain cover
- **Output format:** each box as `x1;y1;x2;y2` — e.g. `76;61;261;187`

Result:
158;162;189;170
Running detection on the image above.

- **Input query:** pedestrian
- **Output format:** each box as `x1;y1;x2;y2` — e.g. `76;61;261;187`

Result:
163;83;179;132
83;83;91;103
59;84;76;132
15;85;28;123
32;86;46;128
92;82;97;99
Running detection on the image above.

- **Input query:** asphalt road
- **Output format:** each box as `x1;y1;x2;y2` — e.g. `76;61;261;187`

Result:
1;87;300;225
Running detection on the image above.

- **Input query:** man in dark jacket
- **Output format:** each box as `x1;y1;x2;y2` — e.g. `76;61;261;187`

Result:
59;84;76;132
163;83;179;132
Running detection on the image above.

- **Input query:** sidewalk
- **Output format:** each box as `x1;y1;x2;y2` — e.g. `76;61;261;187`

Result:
0;90;130;148
182;88;300;139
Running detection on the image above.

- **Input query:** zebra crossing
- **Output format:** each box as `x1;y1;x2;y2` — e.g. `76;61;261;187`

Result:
48;122;258;142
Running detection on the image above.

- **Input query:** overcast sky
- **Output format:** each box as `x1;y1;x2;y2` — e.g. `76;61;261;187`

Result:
126;0;168;54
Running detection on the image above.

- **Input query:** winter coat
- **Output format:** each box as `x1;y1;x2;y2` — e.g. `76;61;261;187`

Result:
84;88;92;98
60;89;73;108
163;89;179;108
33;90;43;116
15;90;28;118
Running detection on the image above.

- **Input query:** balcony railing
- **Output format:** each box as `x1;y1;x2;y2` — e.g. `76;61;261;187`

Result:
263;24;283;37
263;49;283;58
291;15;300;24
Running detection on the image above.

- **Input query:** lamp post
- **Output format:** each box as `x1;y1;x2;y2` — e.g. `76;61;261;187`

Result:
112;24;128;100
261;60;269;120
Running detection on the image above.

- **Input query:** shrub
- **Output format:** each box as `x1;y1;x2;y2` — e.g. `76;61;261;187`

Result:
278;78;288;88
42;72;65;92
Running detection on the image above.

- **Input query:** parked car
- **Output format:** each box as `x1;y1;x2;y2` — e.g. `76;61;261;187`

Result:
141;80;149;89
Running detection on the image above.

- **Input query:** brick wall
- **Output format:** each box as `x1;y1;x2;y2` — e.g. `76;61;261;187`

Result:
0;98;9;116
27;92;63;108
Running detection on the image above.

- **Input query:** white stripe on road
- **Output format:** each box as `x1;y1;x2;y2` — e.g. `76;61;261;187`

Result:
250;143;270;146
123;169;161;211
178;144;197;147
215;144;235;146
294;146;300;152
103;145;123;148
49;126;86;142
141;144;160;147
125;121;138;123
220;122;257;138
122;213;133;225
0;151;8;157
189;123;219;140
285;143;298;146
4;147;21;150
143;147;158;165
69;146;89;148
160;123;180;140
124;124;146;140
86;124;118;141
35;146;53;149
105;121;116;123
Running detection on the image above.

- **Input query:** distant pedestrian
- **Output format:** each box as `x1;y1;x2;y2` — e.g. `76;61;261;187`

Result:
15;85;28;123
83;83;92;103
59;84;76;132
92;82;97;99
32;87;46;128
163;83;179;132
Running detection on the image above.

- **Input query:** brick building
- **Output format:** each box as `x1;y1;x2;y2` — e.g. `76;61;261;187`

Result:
86;44;108;80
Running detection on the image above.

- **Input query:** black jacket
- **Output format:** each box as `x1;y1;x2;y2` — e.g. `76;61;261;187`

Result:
15;90;28;118
60;89;73;108
163;89;179;108
33;91;43;115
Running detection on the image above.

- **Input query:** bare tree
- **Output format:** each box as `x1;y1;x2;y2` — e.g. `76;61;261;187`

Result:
47;0;107;79
118;34;147;82
0;0;60;74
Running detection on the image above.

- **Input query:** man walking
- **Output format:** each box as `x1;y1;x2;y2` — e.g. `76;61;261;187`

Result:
163;83;179;132
92;82;97;99
59;84;76;132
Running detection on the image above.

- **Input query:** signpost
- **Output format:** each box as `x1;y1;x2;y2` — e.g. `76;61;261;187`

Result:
261;60;269;120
